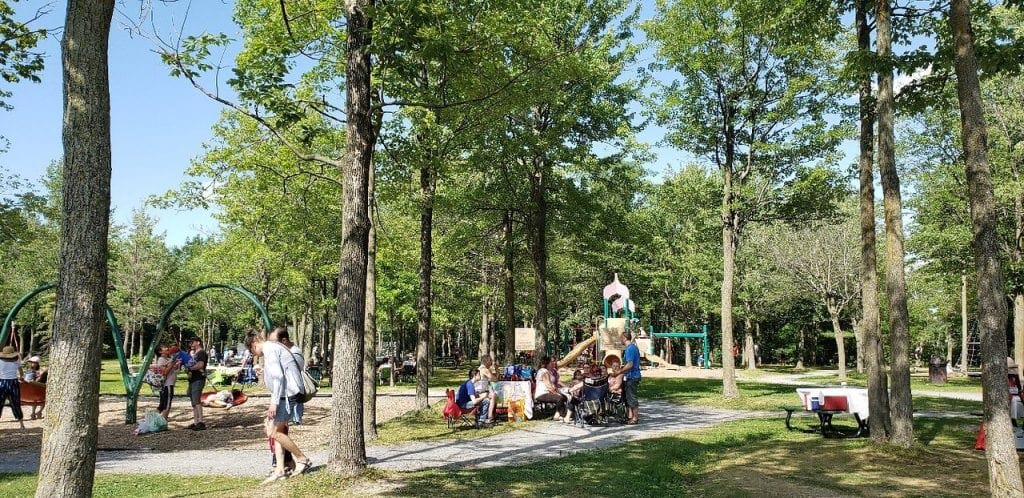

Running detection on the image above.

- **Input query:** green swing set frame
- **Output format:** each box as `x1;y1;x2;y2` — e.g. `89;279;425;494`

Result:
1;283;272;424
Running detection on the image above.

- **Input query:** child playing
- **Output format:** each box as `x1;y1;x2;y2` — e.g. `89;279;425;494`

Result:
22;356;46;419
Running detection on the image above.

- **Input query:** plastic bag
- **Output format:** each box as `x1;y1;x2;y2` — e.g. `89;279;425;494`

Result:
134;410;168;435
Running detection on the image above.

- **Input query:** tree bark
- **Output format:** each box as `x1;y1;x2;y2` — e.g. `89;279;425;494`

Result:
720;150;740;397
363;161;378;442
796;326;805;369
479;296;489;360
949;0;1024;491
1015;294;1024;375
35;2;114;496
529;123;549;361
876;0;913;447
828;302;847;381
962;273;969;371
743;301;755;370
503;210;516;364
415;158;435;409
853;317;864;374
328;0;373;474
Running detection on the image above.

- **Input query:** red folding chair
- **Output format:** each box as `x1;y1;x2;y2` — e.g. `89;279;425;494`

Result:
443;388;480;429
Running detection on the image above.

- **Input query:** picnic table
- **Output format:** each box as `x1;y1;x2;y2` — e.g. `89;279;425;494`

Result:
790;387;869;437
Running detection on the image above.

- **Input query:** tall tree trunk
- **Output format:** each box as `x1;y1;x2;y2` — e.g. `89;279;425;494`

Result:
503;210;516;364
1015;295;1024;375
876;0;913;447
35;2;115;495
796;326;805;369
962;273;969;371
853;317;864;374
949;0;1024;491
415;160;435;409
743;301;755;370
529;127;549;360
363;162;379;442
479;297;489;360
328;0;373;474
828;301;847;381
720;147;739;397
684;339;692;367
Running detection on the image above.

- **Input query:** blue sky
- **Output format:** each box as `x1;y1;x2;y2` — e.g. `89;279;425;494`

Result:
2;0;867;247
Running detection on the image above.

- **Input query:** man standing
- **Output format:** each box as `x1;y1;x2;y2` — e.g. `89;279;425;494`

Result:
187;338;209;430
617;331;641;425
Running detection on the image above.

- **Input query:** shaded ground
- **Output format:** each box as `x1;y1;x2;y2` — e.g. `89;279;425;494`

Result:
2;400;761;476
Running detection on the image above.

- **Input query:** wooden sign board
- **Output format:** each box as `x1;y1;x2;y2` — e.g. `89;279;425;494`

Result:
636;338;652;357
515;327;536;351
599;318;626;351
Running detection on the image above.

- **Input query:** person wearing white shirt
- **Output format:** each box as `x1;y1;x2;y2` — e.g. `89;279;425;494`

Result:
246;329;311;483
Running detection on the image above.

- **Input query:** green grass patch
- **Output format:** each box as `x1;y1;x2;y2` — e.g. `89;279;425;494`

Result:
372;401;537;446
0;473;259;498
1;416;999;497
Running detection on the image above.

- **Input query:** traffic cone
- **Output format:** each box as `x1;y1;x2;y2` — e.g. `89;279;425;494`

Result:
975;421;986;450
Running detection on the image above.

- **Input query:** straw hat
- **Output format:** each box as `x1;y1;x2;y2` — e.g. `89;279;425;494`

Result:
0;346;18;360
27;356;41;363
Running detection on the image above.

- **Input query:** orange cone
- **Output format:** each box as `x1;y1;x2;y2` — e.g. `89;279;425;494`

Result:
975;422;986;450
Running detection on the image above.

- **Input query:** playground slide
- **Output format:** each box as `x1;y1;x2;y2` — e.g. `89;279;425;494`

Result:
558;335;597;368
646;353;681;369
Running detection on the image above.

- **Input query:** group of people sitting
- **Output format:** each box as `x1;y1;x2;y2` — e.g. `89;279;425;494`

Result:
455;331;643;426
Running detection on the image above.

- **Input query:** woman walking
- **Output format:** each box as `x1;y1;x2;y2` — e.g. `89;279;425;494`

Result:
0;346;25;428
245;329;311;484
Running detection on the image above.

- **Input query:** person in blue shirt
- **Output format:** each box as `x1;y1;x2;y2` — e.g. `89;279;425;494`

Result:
613;330;642;425
456;367;494;425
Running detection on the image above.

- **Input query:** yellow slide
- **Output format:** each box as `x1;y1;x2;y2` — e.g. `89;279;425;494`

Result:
646;353;680;369
558;335;597;368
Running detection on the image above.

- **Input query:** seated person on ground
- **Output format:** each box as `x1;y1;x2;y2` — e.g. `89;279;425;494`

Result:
456;367;494;424
535;356;571;423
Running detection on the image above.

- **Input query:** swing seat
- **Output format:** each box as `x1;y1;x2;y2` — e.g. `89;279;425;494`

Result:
19;380;46;406
200;389;248;408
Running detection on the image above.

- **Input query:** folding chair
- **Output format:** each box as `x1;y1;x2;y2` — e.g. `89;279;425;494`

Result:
443;388;480;429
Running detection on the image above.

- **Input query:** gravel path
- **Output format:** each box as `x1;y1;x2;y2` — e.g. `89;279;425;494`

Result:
1;400;760;476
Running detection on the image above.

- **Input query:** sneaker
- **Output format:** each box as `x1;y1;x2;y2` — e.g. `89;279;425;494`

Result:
192;422;207;431
186;423;197;430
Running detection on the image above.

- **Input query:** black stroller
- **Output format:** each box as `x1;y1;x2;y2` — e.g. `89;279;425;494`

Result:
572;375;629;426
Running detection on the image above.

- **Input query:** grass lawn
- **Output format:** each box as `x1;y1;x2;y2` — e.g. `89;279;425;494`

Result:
643;377;982;414
372;402;538;446
795;370;983;394
1;416;1001;497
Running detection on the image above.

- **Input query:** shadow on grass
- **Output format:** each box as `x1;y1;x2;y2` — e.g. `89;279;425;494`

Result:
381;417;998;498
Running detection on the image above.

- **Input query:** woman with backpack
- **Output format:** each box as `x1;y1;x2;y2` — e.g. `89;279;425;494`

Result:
245;328;311;484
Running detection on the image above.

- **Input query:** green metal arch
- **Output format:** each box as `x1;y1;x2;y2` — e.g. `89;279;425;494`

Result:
1;284;126;363
1;282;272;424
128;283;272;423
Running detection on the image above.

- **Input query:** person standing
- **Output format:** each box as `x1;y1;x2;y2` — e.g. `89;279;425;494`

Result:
156;346;181;420
276;329;306;425
0;346;24;428
187;338;209;430
617;331;642;425
246;329;311;484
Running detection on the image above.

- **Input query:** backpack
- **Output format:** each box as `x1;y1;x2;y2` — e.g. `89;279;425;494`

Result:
291;349;317;403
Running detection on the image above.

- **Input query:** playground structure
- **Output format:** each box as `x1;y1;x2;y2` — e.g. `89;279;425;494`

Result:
1;283;272;424
556;274;710;369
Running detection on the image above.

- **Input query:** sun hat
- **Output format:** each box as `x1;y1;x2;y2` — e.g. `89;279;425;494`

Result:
0;346;18;360
27;356;41;363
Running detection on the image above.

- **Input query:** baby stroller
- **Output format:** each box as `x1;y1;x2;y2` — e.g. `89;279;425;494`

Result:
573;376;610;426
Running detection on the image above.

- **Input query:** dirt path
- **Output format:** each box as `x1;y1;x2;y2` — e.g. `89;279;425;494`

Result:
1;400;765;476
